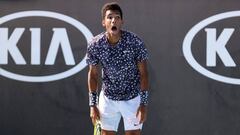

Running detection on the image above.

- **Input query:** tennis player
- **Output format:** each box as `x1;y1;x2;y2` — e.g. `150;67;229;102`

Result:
87;2;149;135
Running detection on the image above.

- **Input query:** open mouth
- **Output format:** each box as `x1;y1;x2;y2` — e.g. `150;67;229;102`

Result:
111;26;117;31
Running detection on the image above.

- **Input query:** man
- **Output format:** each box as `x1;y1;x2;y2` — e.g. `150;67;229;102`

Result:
86;2;149;135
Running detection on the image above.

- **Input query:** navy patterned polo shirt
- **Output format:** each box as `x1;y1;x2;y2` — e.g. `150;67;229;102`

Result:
86;30;148;101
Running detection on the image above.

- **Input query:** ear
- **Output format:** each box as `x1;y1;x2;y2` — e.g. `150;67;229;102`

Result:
102;20;105;27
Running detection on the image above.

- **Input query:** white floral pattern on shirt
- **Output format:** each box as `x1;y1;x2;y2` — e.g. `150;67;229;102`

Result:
86;30;148;100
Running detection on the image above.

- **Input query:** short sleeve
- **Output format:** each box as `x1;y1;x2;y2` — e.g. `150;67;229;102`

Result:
86;44;99;65
135;40;149;62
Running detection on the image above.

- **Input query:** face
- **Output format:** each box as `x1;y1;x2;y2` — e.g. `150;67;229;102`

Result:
102;10;123;36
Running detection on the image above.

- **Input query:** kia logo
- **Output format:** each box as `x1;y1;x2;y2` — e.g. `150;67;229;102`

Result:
183;11;240;85
0;10;93;82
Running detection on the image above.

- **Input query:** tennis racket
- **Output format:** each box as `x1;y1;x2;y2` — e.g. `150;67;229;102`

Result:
94;120;102;135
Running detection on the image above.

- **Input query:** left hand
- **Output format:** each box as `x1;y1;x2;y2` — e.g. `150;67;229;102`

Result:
90;106;100;125
136;105;147;124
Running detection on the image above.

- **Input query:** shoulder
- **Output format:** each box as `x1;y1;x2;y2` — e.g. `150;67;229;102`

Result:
122;30;144;46
88;32;106;48
122;30;138;39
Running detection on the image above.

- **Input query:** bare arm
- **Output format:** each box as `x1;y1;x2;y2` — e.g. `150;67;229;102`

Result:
88;65;100;124
136;60;149;124
138;60;149;91
88;65;99;92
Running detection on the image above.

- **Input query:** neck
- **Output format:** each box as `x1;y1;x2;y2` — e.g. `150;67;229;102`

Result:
106;31;121;45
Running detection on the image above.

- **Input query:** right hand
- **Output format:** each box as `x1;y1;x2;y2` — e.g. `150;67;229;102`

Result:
90;106;100;125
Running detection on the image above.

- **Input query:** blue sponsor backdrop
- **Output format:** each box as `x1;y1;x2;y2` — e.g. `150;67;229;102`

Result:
0;0;240;135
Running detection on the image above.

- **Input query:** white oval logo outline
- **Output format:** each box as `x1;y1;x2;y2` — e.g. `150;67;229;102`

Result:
0;10;93;82
183;11;240;85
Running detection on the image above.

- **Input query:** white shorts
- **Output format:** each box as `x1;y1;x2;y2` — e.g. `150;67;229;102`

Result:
98;91;143;131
